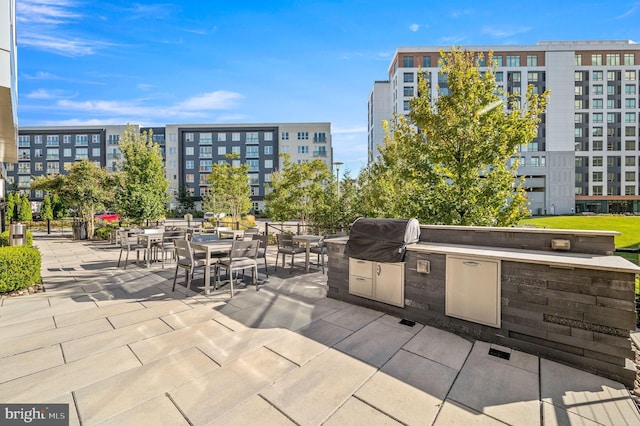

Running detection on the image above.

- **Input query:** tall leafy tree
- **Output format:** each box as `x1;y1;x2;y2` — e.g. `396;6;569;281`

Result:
266;154;331;227
40;195;54;222
176;183;194;214
5;192;16;224
116;125;169;224
362;47;549;226
31;159;116;238
203;153;251;224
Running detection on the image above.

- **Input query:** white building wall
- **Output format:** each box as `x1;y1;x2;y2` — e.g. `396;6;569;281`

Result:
368;81;392;160
0;0;17;164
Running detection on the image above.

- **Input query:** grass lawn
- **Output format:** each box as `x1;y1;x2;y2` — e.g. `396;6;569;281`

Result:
520;215;640;249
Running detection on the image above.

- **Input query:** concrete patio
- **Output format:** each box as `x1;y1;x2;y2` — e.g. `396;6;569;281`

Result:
0;232;639;425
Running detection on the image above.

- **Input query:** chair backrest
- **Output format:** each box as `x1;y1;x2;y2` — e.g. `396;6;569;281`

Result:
276;233;294;249
252;234;268;257
191;233;219;243
230;240;259;260
174;239;193;262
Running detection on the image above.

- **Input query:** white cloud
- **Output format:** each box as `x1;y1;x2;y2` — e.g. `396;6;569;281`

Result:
450;9;474;18
137;83;155;91
616;4;640;19
25;89;74;99
176;91;245;111
16;0;81;24
482;26;533;38
19;32;111;57
409;24;420;32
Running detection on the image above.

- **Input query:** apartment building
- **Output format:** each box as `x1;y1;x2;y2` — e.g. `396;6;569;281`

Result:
8;122;332;213
368;40;640;215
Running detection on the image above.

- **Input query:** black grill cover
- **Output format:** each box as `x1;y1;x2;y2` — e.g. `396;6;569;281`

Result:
345;218;420;262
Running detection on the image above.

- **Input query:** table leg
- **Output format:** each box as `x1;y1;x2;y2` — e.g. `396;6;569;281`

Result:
305;244;311;272
204;250;211;295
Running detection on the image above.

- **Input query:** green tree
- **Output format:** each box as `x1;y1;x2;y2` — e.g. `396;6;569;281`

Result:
266;154;331;227
31;159;116;239
18;194;32;223
309;169;359;233
51;194;65;219
203;153;251;224
176;183;194;214
40;195;54;222
115;125;169;224
5;192;16;224
365;47;549;226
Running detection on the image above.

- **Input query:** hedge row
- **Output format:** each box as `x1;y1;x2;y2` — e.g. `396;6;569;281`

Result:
0;246;41;293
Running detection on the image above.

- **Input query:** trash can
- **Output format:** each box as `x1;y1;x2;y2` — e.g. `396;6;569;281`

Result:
72;221;87;240
9;223;26;246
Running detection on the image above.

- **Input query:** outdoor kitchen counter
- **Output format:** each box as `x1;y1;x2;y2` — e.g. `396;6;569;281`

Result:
327;237;640;273
407;242;640;274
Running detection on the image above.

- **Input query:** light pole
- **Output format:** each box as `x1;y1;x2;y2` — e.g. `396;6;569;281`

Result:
333;162;343;198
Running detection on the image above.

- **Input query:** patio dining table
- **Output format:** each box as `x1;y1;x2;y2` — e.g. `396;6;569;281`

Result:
292;235;323;273
136;231;165;267
189;240;233;294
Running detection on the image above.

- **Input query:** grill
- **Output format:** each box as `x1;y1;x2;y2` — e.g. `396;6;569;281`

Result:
345;218;420;262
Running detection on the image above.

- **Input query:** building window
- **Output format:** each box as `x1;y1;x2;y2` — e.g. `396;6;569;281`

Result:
63;148;72;157
246;160;259;171
264;159;273;169
217;133;227;142
623;53;635;66
607;85;616;95
199;133;212;145
626;126;636;136
185;147;194;156
217;146;226;155
232;159;240;167
626;84;637;95
46;162;59;173
606;53;620;66
313;146;327;157
528;72;539;82
593;85;603;95
402;56;414;67
403;72;414;83
625;113;636;123
593;113;603;123
75;148;88;160
593;140;603;151
593;71;603;81
575;86;583;96
314;132;326;143
626;171;636;181
593;186;603;196
574;128;583;138
34;162;43;172
185;174;194;183
281;132;289;140
403;86;414;96
593;156;603;167
626;99;636;109
607;71;618;81
626;156;636;166
626;140;636;150
506;55;520;66
44;148;58;160
246;132;259;143
575;100;584;109
76;135;88;146
526;55;537;67
625;70;636;81
63;135;72;144
297;132;309;140
404;100;410;111
199;146;212;158
575;54;582;66
264;145;273;155
18;176;31;188
281;145;289;153
246;146;259;158
92;148;100;157
92;134;100;144
575;113;584;123
591;54;602;66
199;174;209;185
18;135;30;147
232;132;241;141
607;113;617;123
607;99;616;109
33;135;42;144
185;133;194;142
297;146;309;154
264;132;273;141
19;149;30;160
168;147;177;155
232;146;240;154
575;71;584;81
185;160;194;170
626;186;636;195
46;135;59;146
422;56;431;67
199;160;212;173
593;99;603;109
18;163;30;173
592;172;603;182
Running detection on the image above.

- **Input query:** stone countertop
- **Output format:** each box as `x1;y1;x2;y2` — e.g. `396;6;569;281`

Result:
408;242;640;274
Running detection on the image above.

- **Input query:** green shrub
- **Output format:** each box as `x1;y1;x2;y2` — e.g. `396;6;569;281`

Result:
0;246;42;293
0;229;34;247
94;227;113;240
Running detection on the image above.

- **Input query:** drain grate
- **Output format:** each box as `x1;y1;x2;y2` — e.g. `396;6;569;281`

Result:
399;318;416;327
488;348;511;360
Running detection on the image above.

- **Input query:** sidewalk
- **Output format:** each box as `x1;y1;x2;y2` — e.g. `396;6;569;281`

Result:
0;233;639;425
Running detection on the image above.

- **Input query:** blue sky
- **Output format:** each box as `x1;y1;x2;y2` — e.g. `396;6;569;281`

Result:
15;0;640;175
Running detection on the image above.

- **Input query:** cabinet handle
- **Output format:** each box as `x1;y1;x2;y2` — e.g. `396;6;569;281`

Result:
357;260;366;264
376;264;381;276
356;277;366;281
463;261;479;267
